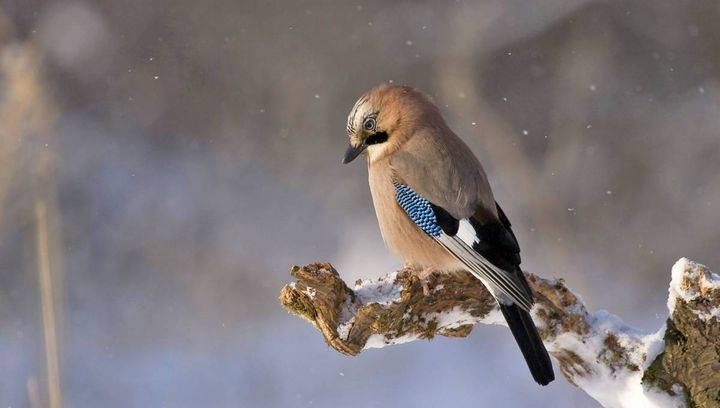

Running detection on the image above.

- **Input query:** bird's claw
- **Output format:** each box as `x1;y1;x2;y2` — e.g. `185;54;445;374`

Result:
415;267;437;296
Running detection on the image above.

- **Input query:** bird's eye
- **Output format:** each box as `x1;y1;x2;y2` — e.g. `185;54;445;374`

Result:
363;117;376;131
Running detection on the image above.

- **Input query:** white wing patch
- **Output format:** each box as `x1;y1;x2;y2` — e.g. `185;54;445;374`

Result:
456;219;480;246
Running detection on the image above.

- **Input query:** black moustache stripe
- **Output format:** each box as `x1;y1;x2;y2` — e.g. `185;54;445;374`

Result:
366;132;388;145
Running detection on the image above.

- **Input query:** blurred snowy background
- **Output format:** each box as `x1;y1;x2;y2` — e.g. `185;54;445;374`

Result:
1;1;719;407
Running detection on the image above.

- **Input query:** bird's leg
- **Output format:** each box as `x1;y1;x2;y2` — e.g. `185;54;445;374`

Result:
414;266;438;296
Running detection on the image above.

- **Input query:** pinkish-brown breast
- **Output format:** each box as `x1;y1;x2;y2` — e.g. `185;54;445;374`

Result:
367;157;460;271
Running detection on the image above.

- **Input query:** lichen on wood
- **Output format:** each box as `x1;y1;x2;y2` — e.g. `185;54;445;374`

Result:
280;259;720;408
642;261;720;408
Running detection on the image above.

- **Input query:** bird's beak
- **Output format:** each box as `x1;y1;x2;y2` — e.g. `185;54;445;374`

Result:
342;141;367;164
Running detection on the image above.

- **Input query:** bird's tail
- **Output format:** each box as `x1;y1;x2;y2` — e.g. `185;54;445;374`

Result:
499;303;555;386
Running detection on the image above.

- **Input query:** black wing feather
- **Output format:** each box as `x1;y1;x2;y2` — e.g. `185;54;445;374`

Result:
429;203;459;235
468;218;521;270
486;203;554;385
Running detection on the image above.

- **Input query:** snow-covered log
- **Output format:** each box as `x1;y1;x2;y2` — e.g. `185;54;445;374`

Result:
279;258;720;408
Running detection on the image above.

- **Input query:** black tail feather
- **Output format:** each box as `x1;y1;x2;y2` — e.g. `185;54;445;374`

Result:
499;303;555;386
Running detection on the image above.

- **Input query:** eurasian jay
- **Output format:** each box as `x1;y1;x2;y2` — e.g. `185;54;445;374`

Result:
342;84;555;386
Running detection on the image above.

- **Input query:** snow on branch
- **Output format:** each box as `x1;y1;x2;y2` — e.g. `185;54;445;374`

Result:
279;258;720;408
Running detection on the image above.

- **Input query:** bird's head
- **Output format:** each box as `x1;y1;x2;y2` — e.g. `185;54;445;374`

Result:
342;84;441;164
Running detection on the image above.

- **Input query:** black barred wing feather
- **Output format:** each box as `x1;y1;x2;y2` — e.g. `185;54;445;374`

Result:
393;182;533;311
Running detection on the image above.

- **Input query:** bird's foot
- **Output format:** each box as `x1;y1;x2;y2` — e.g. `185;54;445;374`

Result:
415;267;437;296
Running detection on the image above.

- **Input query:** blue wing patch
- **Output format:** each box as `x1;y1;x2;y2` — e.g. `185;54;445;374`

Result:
393;182;442;237
392;183;533;311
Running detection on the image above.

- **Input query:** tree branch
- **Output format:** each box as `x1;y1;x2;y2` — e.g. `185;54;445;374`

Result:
279;258;720;408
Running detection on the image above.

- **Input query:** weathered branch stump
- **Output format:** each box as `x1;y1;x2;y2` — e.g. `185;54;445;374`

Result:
280;259;719;408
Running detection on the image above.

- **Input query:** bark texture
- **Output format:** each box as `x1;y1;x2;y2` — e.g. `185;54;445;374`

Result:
280;259;719;408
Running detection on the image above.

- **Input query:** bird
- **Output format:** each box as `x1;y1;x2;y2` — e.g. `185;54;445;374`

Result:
342;83;555;386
